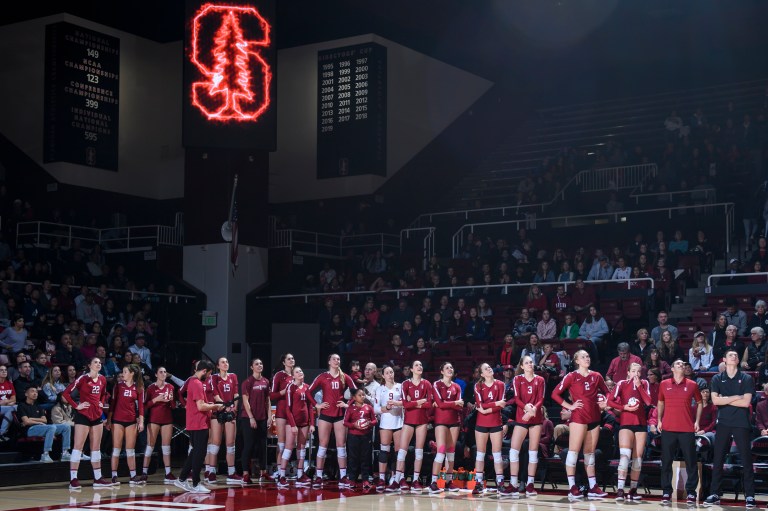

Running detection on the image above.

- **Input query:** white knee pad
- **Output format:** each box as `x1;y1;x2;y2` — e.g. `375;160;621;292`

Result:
317;446;327;459
380;444;390;453
207;444;220;455
584;452;595;467
618;448;631;472
509;448;520;463
71;450;82;463
446;452;455;462
528;450;538;464
492;452;502;464
145;446;154;457
476;451;485;462
226;446;236;455
632;457;643;471
397;449;407;462
90;451;101;463
565;450;578;468
337;447;347;459
278;442;285;452
126;449;135;457
162;445;171;456
112;448;121;457
434;453;445;464
414;449;423;461
282;449;292;461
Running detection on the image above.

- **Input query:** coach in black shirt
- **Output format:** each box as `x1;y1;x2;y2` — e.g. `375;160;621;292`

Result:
704;348;756;508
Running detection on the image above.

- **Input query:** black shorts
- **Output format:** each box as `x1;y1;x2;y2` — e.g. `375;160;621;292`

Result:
318;414;344;424
584;421;601;431
380;427;402;433
112;420;137;428
475;425;503;434
514;422;542;430
74;412;103;427
404;423;429;429
149;421;173;426
619;424;647;433
434;423;460;429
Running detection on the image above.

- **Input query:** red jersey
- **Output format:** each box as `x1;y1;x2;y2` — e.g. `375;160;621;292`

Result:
608;378;652;426
309;371;357;418
511;374;546;424
402;378;433;425
270;370;292;419
110;381;144;423
144;382;176;424
286;381;316;427
432;380;463;425
204;375;216;403
185;377;211;431
239;375;270;421
62;373;108;421
0;380;15;402
343;402;377;436
551;370;608;425
213;372;239;404
658;377;702;432
474;379;506;428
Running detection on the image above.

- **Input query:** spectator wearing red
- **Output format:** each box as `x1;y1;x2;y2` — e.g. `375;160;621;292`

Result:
571;279;596;315
606;343;643;382
524;285;548;318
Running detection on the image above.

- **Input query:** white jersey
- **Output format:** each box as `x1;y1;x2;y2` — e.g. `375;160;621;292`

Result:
374;383;404;430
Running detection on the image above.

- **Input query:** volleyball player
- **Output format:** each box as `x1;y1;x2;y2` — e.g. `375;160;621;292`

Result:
278;366;316;488
208;357;241;484
375;365;404;492
143;366;177;483
551;350;609;499
394;360;433;493
508;354;546;497
62;357;111;490
472;362;507;495
239;358;271;484
269;353;295;479
428;362;463;494
309;353;357;489
107;364;145;486
344;387;377;491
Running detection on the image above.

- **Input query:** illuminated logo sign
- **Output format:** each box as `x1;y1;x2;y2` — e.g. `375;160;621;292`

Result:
189;3;272;122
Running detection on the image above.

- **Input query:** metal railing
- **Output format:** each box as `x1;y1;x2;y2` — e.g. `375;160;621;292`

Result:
576;163;657;193
451;202;735;257
400;227;435;270
707;272;768;288
16;214;184;253
630;187;717;204
4;279;197;302
254;278;655;303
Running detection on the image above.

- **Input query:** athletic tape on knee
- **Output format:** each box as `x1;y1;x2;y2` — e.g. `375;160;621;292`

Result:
112;448;121;457
317;446;327;459
528;450;538;464
207;444;219;455
282;449;292;461
434;452;446;464
162;446;171;456
584;452;596;466
397;449;407;462
565;451;578;468
71;450;82;463
90;450;101;463
632;457;643;471
145;446;154;457
126;449;135;457
492;452;502;463
226;446;236;455
379;449;390;463
509;448;520;463
476;451;485;462
337;447;347;459
414;449;423;461
446;452;455;462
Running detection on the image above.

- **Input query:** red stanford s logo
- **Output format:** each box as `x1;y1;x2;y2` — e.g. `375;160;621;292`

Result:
189;3;272;121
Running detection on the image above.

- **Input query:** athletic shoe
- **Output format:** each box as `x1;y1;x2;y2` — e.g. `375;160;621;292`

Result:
375;478;386;492
569;485;583;499
745;496;756;508
164;473;178;484
139;474;148;484
498;483;517;497
242;474;253;485
129;476;144;486
615;489;625;501
385;481;400;493
362;481;372;492
661;493;672;504
687;493;697;506
703;494;720;506
399;479;410;492
525;483;537;497
69;478;82;491
109;476;120;487
190;483;212;494
61;451;71;461
94;478;115;488
277;476;290;489
226;474;244;485
174;479;192;492
471;483;484;495
311;477;323;489
428;482;444;494
445;480;459;492
81;454;90;461
338;476;352;489
410;481;424;493
206;472;217;485
296;474;312;487
587;485;607;498
40;453;53;463
628;488;641;501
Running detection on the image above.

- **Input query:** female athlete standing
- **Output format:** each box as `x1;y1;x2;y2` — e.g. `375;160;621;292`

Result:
62;357;111;490
308;353;357;488
277;366;316;488
209;357;241;484
607;362;651;501
143;366;177;483
508;355;546;497
239;358;271;484
393;360;433;493
107;364;145;486
375;366;404;492
551;350;609;499
472;362;507;495
269;353;295;479
428;362;463;494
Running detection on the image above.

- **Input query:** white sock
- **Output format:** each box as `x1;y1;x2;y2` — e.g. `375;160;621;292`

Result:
395;471;403;482
165;466;171;475
228;466;235;476
340;468;347;478
476;472;483;483
567;476;575;487
94;469;102;480
130;470;136;477
412;473;418;483
205;465;212;473
618;479;625;490
527;476;534;485
297;468;304;477
588;476;597;488
71;470;78;479
279;468;285;477
630;480;638;489
511;475;518;486
496;475;504;485
431;475;438;483
315;469;323;479
112;471;118;478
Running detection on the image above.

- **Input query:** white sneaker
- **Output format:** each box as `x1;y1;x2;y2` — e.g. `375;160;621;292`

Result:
191;483;212;494
40;453;54;463
61;451;72;461
81;454;91;461
174;479;192;492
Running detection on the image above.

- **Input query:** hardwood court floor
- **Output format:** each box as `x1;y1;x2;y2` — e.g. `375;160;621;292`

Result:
0;477;757;511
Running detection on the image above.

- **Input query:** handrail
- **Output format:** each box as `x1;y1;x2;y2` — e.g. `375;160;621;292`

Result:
408;163;657;228
254;278;655;303
707;272;768;288
268;218;400;258
630;187;717;204
399;227;435;270
451;202;736;257
3;279;197;301
575;163;657;193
